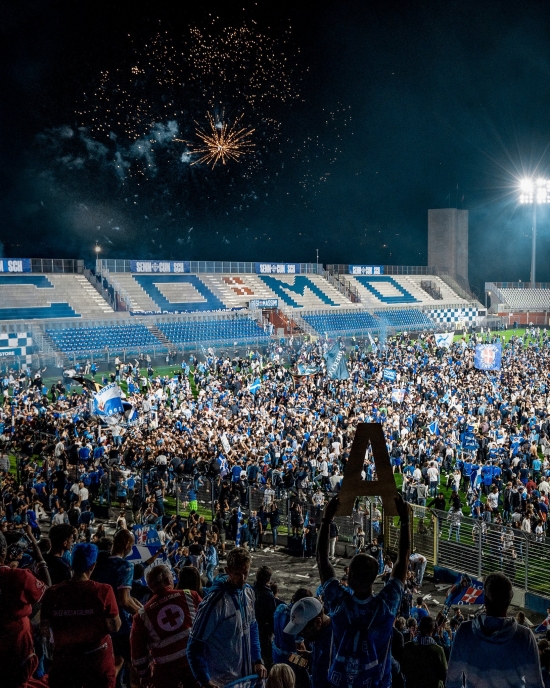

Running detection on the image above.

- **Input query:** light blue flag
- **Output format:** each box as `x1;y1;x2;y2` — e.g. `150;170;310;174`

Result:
248;377;261;394
428;419;440;436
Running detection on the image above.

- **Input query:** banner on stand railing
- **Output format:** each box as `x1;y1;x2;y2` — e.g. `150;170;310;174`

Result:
255;263;301;274
0;258;31;273
129;260;190;273
349;265;384;275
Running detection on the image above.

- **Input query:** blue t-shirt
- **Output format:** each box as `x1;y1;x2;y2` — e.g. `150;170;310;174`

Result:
93;555;134;634
410;605;429;621
272;603;297;663
322;576;403;688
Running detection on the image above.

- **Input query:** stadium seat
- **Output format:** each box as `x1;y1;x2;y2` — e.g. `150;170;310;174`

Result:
374;309;434;329
46;324;164;353
0;303;79;321
301;311;380;334
158;318;268;346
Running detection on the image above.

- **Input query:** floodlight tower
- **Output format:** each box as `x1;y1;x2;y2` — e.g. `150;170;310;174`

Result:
519;178;550;287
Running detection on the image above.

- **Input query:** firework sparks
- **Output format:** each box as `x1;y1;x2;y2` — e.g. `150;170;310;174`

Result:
178;113;255;168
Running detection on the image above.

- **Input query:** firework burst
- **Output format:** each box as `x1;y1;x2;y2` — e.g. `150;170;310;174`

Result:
178;113;255;168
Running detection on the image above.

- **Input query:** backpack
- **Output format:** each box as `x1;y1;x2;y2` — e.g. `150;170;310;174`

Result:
329;597;390;688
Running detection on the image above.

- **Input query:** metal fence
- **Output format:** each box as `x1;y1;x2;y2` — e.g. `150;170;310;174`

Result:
99;260;322;275
385;505;550;598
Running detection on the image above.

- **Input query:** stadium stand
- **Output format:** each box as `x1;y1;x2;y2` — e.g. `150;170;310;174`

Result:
110;274;225;312
375;309;435;329
158;317;269;346
498;288;550;310
256;274;348;309
111;272;352;312
46;324;162;354
347;274;469;308
200;274;283;308
0;274;114;320
301;310;380;334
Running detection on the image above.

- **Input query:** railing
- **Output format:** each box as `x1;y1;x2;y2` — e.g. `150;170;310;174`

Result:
30;259;83;274
99;260;323;275
492;281;550;289
385;505;550;598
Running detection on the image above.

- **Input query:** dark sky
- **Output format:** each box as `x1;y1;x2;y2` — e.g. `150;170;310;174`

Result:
2;0;550;296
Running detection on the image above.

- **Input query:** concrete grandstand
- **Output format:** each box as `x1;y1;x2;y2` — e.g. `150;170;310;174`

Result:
0;258;486;366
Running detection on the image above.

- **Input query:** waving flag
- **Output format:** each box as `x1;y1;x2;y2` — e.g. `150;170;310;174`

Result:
235;506;243;546
391;388;406;403
325;343;349;380
474;343;502;371
92;382;124;419
435;332;455;348
248;377;261;394
367;331;378;353
444;575;485;609
428;420;440;436
383;368;397;382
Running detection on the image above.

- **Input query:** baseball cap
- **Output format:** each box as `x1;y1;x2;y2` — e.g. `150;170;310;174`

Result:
284;597;323;635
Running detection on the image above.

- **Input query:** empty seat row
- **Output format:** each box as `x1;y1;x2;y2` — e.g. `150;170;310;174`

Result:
46;325;162;352
302;311;379;333
374;309;434;328
159;319;268;344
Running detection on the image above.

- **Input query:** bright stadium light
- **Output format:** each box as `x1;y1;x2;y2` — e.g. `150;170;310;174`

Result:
519;177;550;287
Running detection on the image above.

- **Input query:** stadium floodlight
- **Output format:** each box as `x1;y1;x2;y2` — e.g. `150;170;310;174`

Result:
519;177;550;287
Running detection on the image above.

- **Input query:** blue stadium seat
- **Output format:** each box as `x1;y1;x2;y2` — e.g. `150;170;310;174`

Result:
374;309;434;329
302;311;379;334
158;319;268;346
46;325;164;353
355;276;418;304
259;276;338;308
133;275;225;312
0;303;79;320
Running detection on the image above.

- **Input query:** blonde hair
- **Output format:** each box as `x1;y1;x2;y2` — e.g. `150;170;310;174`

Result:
266;664;296;688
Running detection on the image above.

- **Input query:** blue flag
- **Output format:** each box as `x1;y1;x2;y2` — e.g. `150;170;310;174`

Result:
248;378;261;394
474;343;502;371
324;343;349;380
383;368;397;382
444;575;485;608
428;420;440;436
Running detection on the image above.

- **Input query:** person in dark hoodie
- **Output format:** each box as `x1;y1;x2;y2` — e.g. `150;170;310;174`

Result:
447;572;543;688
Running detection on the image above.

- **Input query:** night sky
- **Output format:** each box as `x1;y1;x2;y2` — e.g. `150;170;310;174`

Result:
2;0;550;297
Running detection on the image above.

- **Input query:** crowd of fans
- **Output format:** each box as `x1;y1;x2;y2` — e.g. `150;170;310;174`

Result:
2;328;550;686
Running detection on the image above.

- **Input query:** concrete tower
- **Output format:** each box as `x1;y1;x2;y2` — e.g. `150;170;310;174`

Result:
428;208;469;289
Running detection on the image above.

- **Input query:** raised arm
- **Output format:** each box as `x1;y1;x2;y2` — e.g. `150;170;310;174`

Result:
317;496;339;585
390;494;411;584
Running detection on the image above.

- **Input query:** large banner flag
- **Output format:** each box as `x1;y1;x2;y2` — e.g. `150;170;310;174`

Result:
383;368;397;382
325;342;349;380
462;431;478;451
391;388;406;403
444;575;485;609
435;332;455;348
92;382;124;419
474;342;502;371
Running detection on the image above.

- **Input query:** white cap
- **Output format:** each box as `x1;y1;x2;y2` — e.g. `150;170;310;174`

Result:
284;597;323;635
